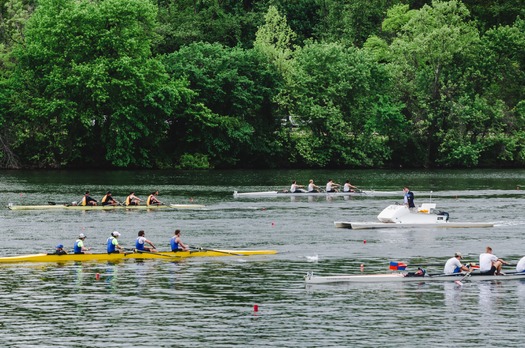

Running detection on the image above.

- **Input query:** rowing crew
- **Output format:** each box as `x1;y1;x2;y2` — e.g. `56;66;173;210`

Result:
52;229;190;255
287;179;358;193
443;246;525;275
78;190;163;206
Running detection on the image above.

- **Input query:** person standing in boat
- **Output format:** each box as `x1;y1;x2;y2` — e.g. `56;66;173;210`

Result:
307;179;321;193
125;192;142;206
479;246;509;275
135;230;157;252
170;230;189;252
326;179;339;192
146;191;163;206
74;233;91;254
289;181;306;193
80;191;97;206
443;252;470;275
343;180;358;192
107;231;124;254
403;186;415;209
101;191;118;206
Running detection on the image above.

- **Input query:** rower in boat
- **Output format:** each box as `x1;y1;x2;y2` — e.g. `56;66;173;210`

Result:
170;230;189;252
74;233;91;254
343;180;358;192
443;252;470;275
101;191;118;206
289;181;306;193
403;186;415;209
125;192;142;206
480;246;509;275
146;191;163;206
107;231;125;254
135;230;157;252
50;244;67;255
80;191;97;206
307;179;321;193
516;256;525;273
326;179;339;192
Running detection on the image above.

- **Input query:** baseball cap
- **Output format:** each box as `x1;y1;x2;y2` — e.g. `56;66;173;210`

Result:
454;252;462;258
79;233;86;239
56;244;64;249
112;231;121;237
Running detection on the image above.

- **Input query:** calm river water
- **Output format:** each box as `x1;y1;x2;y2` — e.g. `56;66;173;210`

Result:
1;169;525;347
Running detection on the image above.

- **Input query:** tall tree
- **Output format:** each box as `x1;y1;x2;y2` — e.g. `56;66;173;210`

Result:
11;0;190;168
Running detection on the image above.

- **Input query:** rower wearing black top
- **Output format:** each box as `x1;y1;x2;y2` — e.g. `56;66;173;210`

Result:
81;191;97;206
101;191;118;206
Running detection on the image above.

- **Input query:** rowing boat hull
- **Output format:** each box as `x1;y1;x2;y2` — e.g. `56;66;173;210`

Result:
7;204;205;211
0;250;277;263
334;221;495;229
305;272;525;284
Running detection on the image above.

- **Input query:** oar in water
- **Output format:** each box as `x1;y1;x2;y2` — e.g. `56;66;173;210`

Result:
454;271;472;286
190;246;244;256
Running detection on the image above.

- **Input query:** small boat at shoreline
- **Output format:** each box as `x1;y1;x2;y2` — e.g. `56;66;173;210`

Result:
0;249;277;263
334;203;494;229
233;190;398;198
304;271;525;284
7;203;205;211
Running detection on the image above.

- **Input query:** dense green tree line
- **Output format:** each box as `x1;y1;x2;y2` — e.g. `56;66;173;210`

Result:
0;0;523;168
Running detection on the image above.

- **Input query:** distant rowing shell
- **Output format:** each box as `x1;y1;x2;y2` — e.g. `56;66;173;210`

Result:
7;204;205;211
233;190;398;198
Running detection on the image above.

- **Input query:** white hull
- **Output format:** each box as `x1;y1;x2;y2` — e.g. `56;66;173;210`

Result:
335;203;494;229
334;221;494;229
305;272;525;284
233;190;398;198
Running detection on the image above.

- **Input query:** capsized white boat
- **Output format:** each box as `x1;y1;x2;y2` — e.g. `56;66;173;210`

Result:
304;271;525;284
334;203;494;229
233;190;398;198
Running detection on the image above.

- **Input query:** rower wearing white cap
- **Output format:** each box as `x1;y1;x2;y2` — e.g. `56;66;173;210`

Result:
443;252;471;275
74;233;91;254
107;231;124;254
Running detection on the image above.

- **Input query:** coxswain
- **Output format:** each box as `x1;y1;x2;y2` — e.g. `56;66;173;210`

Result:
51;244;67;255
101;191;118;206
80;191;97;206
74;233;91;254
125;192;141;206
107;231;124;254
135;230;157;252
170;230;189;252
146;191;162;206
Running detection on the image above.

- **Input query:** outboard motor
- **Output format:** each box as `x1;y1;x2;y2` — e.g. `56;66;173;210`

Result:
437;211;449;221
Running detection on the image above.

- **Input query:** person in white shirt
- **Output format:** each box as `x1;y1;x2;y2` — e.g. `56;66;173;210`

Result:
326;179;339;193
289;180;305;193
516;256;525;272
307;179;320;193
443;252;470;275
343;180;357;192
479;246;508;275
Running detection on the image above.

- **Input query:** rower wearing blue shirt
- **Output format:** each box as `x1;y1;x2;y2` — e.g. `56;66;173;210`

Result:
135;230;157;252
74;233;91;254
107;231;124;254
170;230;189;252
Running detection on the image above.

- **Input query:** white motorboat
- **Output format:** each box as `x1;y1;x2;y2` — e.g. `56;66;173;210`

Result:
304;271;525;284
233;190;398;198
334;203;494;229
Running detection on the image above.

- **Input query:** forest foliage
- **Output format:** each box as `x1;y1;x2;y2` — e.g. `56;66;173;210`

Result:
0;0;523;169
